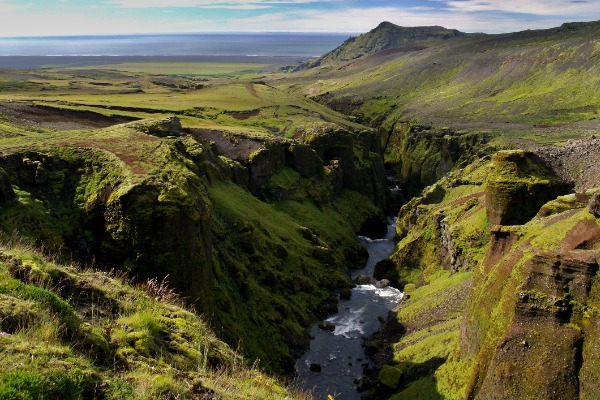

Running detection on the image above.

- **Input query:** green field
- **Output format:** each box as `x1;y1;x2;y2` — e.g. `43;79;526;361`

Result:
44;61;269;76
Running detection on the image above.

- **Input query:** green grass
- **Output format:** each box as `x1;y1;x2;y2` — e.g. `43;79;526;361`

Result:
0;238;309;399
55;62;269;76
273;28;600;144
208;181;377;371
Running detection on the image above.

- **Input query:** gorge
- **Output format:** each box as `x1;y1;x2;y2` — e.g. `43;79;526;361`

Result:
0;19;600;400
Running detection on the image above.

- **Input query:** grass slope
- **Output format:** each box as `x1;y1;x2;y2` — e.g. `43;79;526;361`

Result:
0;238;308;399
274;20;600;144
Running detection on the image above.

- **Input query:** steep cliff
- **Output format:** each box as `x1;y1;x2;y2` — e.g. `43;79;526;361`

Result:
384;123;491;197
369;149;600;399
0;116;384;373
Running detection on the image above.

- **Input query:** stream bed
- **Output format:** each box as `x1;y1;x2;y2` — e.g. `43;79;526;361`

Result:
295;218;403;399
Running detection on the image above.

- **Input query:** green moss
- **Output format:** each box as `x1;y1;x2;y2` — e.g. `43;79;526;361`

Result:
389;376;444;400
379;364;404;389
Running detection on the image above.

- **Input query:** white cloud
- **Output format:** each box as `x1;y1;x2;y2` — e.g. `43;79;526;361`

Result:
0;1;20;12
200;4;271;9
160;7;564;33
0;0;596;36
441;0;600;17
105;0;323;8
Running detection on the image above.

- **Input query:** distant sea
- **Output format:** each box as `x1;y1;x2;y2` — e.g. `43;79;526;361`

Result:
0;33;350;69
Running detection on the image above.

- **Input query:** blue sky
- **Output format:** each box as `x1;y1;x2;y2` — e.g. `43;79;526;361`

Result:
0;0;599;36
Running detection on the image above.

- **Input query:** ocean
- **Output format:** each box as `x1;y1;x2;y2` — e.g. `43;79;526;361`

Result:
0;33;349;57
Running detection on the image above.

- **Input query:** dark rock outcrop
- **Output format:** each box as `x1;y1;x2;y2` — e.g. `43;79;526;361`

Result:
485;150;572;226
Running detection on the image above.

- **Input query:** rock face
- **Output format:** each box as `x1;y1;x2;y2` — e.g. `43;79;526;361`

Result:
461;192;600;399
191;124;386;206
297;125;386;207
0;167;15;205
0;147;216;314
485;150;572;226
472;252;597;399
385;123;489;197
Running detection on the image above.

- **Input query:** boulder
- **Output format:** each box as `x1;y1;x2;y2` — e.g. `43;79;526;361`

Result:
309;363;322;372
318;321;335;331
356;275;373;285
375;279;391;288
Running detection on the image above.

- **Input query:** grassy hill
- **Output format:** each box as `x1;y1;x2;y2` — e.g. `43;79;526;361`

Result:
0;238;308;399
275;20;600;142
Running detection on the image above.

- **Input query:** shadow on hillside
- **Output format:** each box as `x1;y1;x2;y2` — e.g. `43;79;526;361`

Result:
369;358;446;400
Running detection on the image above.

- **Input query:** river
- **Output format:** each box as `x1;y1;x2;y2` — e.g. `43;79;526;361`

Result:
294;218;403;399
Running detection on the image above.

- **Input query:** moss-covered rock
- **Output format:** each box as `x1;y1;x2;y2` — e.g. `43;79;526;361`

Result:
485;150;572;226
378;364;403;389
126;115;183;137
589;190;600;217
297;124;386;207
459;191;600;399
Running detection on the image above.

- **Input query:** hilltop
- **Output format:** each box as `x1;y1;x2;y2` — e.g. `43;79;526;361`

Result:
295;22;466;70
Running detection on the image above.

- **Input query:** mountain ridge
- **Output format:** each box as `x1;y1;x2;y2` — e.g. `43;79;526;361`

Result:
295;21;467;69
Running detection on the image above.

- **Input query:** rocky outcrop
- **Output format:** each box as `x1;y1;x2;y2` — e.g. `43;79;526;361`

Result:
0;146;216;314
127;115;183;137
485;150;572;226
460;188;600;399
191;124;386;206
298;125;386;207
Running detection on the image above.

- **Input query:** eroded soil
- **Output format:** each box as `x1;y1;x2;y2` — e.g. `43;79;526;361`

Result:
0;101;136;131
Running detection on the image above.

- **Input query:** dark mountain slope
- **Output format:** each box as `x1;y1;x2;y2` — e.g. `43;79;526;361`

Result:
296;21;466;70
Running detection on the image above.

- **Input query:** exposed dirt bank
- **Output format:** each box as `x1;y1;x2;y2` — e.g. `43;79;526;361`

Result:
0;101;136;130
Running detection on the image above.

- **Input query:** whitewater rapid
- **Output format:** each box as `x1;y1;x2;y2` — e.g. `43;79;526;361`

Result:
294;218;402;399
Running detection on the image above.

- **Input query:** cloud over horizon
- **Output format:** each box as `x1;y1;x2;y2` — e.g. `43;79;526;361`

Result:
0;0;597;36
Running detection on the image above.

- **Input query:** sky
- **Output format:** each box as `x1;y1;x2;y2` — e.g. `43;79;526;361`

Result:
0;0;599;36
